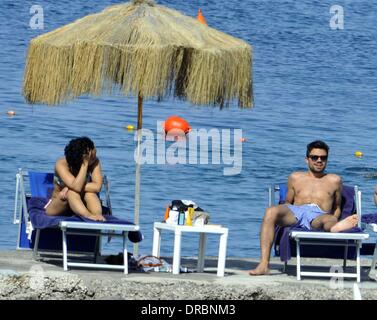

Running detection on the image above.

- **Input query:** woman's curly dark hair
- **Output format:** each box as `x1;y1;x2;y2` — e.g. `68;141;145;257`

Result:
64;137;95;176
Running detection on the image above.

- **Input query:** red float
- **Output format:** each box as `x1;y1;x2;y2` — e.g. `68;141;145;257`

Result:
163;116;191;137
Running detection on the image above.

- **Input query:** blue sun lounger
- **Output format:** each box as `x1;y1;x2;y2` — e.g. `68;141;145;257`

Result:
271;183;369;282
14;169;143;273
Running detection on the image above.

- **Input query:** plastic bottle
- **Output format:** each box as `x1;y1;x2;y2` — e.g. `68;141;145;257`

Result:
186;207;194;226
178;209;185;225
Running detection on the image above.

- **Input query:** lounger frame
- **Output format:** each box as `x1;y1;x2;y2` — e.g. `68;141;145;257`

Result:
269;184;369;283
60;221;139;274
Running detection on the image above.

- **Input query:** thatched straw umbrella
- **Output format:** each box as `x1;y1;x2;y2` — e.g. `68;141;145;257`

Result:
23;0;253;253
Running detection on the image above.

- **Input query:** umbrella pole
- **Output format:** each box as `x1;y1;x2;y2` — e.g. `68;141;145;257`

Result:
133;94;143;256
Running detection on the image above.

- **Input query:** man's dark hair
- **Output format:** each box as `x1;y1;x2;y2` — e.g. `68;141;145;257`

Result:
64;136;95;176
306;140;329;157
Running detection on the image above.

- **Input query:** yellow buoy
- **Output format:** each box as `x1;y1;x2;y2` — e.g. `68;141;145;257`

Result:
7;110;15;116
126;124;134;130
354;151;363;158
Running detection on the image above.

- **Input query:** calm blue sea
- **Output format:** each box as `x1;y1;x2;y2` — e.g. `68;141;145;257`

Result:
0;0;376;259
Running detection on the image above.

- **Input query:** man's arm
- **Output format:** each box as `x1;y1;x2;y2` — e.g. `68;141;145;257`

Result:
332;177;343;219
285;173;296;205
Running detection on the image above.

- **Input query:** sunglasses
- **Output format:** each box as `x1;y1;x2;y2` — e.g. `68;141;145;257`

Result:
308;155;328;161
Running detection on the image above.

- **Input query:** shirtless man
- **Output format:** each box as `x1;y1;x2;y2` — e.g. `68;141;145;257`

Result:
249;140;358;276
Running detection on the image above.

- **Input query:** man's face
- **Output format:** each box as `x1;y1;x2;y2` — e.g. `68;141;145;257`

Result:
306;148;328;174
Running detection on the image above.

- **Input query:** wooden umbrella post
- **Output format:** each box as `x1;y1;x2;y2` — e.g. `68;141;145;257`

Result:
133;94;143;255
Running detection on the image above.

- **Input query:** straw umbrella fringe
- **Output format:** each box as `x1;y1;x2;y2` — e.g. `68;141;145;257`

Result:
23;0;253;254
23;0;253;108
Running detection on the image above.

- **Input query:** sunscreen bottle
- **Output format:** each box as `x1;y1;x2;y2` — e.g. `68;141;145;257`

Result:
186;207;194;226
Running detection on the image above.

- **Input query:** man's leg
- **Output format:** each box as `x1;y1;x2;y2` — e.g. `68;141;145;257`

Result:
249;205;297;276
330;215;358;232
311;214;338;231
311;214;358;232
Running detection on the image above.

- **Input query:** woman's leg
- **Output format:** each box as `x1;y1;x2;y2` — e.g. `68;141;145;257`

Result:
66;190;94;218
45;197;69;216
67;190;105;221
83;192;103;216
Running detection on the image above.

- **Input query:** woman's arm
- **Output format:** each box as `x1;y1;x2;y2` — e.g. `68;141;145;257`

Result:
84;159;103;193
55;155;90;193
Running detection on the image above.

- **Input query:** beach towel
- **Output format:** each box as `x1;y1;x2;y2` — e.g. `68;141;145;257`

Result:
28;197;143;243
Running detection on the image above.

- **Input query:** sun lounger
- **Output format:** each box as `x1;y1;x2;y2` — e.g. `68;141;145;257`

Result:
271;183;369;282
14;169;142;273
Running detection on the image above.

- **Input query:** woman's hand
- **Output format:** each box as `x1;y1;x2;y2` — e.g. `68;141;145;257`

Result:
58;187;69;201
82;150;92;166
83;149;98;167
89;148;98;166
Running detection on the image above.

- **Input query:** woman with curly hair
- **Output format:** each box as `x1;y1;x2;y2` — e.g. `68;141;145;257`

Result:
45;137;105;221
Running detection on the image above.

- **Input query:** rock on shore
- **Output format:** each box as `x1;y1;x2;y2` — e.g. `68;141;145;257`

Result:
0;272;375;300
1;251;377;300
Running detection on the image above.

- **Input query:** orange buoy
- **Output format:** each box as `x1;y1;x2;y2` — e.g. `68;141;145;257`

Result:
7;110;15;116
163;116;191;137
197;9;207;25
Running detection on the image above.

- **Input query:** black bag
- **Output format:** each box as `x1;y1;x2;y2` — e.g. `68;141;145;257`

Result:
170;200;204;212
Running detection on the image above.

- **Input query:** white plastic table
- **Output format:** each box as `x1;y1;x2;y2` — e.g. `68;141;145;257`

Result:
152;222;228;277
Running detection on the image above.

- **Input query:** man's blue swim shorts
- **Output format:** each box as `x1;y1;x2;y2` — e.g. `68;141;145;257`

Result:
286;203;327;230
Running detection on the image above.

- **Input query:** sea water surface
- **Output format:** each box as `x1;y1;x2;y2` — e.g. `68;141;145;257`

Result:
0;0;377;258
